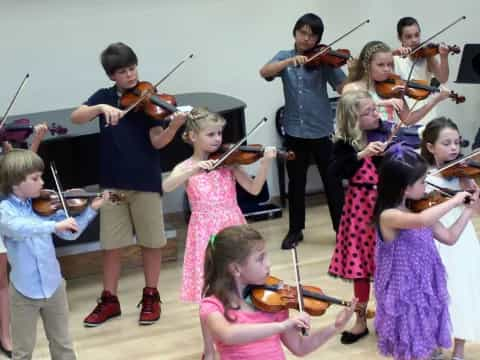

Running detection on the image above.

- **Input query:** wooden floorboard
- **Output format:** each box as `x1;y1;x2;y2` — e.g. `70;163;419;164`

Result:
29;199;480;359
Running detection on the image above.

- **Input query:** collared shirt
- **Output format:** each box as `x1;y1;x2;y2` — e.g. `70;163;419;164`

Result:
0;194;97;299
266;49;346;139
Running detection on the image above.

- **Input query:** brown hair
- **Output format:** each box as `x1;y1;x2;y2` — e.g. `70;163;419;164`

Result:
101;42;138;76
347;41;391;83
203;225;264;321
0;149;44;194
182;107;226;145
420;117;459;165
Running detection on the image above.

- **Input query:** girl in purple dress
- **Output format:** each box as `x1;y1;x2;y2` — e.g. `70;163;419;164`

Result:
373;146;479;360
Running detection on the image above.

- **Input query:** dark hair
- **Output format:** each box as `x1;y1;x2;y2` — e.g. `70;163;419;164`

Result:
203;225;264;321
100;42;138;76
397;17;420;38
420;117;460;166
373;145;427;223
293;13;324;43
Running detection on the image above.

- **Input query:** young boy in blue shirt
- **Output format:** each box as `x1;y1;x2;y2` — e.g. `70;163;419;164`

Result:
70;42;187;326
260;13;346;249
0;149;106;359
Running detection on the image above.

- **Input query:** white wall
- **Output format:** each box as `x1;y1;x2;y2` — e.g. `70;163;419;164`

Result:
2;0;480;213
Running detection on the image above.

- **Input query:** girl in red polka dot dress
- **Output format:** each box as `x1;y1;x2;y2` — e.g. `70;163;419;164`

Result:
328;90;386;345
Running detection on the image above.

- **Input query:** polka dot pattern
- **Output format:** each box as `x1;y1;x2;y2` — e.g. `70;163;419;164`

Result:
328;157;378;280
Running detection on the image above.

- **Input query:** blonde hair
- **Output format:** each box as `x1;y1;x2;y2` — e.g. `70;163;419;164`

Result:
182;107;226;144
333;90;372;151
347;41;392;83
0;149;44;194
203;225;265;321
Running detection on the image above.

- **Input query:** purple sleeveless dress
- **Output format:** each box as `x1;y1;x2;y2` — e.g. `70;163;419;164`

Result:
375;227;451;360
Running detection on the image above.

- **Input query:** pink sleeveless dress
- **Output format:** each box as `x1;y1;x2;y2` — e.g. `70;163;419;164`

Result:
181;162;246;303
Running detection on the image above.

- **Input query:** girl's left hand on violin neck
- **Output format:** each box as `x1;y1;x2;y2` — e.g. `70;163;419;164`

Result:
259;146;277;163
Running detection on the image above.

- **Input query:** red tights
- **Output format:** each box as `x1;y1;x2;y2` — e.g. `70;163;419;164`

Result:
353;278;370;303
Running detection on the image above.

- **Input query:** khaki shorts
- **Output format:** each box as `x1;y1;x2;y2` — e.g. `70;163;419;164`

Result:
100;190;166;250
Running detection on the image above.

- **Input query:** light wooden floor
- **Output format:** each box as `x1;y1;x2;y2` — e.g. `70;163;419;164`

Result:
30;198;480;359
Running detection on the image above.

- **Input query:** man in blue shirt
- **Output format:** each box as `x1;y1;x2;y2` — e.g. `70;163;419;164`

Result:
0;149;105;359
260;13;346;249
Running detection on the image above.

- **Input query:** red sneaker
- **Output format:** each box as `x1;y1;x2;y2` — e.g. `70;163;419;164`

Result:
138;287;161;325
84;290;121;327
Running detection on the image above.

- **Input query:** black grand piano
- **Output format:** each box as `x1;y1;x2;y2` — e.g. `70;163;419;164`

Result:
12;92;247;249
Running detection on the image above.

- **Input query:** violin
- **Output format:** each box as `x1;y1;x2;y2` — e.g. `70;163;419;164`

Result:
119;81;178;121
0;119;67;143
209;144;295;166
375;74;465;104
302;19;369;70
33;189;125;216
250;276;375;317
118;54;194;122
304;45;351;69
408;186;473;212
409;43;461;59
428;151;480;179
439;159;480;178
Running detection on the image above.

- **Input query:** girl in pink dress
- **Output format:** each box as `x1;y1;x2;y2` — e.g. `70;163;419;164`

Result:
162;108;276;359
200;224;357;360
327;90;386;344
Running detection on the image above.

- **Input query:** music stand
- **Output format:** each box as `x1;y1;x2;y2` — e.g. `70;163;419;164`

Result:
455;44;480;83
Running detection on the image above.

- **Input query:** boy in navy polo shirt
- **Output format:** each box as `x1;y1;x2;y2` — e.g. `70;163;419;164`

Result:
260;13;346;249
71;42;186;326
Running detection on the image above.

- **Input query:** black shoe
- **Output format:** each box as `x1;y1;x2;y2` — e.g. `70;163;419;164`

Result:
281;231;303;250
0;340;12;358
340;328;369;344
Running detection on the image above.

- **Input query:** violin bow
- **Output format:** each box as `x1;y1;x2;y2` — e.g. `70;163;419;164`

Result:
429;149;480;177
425;180;455;197
49;162;71;218
122;53;194;116
305;19;370;65
404;16;466;58
0;73;30;130
291;247;308;336
209;117;268;171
